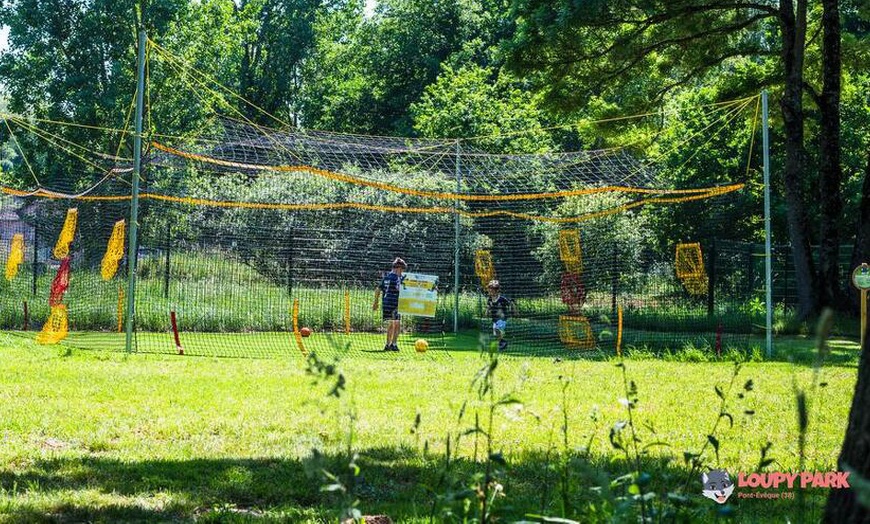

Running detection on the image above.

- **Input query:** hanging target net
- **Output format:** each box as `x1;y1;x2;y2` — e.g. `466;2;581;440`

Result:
0;39;769;359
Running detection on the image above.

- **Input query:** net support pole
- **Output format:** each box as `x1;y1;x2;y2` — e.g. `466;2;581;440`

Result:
453;140;461;334
287;230;294;297
125;29;147;354
762;90;773;358
31;222;38;297
163;224;171;299
707;238;716;317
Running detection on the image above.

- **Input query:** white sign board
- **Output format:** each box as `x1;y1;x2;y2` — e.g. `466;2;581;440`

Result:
398;273;438;318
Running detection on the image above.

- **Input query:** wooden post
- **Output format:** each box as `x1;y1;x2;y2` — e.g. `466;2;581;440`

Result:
344;290;351;335
747;245;755;293
852;263;870;348
453;141;461;333
762;89;773;357
863;290;867;349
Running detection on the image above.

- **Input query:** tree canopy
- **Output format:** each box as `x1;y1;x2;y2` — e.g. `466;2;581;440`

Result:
0;0;867;314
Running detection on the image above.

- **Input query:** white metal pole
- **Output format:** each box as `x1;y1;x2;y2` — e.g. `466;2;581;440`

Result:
454;140;461;333
125;29;147;353
762;90;773;358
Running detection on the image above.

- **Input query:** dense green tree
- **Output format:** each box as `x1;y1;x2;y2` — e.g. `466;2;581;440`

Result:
841;5;870;299
0;0;866;306
235;0;325;124
297;0;368;132
0;0;187;191
505;0;867;319
411;64;552;153
301;0;516;134
824;5;870;521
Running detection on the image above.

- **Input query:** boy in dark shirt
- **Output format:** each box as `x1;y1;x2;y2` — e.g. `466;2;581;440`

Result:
373;258;407;351
487;280;514;351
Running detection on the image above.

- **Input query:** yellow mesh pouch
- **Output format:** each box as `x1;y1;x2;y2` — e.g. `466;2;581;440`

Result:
559;315;594;350
53;208;78;259
101;219;126;280
681;275;709;296
37;304;69;345
675;243;708;296
5;233;25;281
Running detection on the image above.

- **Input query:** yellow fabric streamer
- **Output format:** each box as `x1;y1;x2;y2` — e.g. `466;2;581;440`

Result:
101;220;126;280
53;208;78;259
616;306;623;358
0;184;744;225
475;250;496;286
117;286;125;333
152;141;746;203
5;233;25;281
37;304;69;345
292;298;307;357
559;229;583;274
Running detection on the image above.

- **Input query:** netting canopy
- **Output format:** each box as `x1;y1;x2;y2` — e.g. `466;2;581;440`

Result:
0;39;764;358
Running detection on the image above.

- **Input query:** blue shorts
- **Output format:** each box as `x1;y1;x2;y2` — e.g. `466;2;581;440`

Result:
383;303;400;321
492;320;507;336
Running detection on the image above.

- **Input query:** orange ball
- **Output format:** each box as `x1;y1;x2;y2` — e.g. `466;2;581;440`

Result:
300;327;312;337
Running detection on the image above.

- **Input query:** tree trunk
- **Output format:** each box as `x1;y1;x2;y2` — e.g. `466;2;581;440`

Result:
779;0;817;319
824;331;870;523
817;0;845;310
849;152;870;311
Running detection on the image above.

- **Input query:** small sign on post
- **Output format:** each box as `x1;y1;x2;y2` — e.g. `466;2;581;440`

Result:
852;263;870;348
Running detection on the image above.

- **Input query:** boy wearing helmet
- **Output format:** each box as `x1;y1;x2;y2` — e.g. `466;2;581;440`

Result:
373;257;407;351
486;280;514;351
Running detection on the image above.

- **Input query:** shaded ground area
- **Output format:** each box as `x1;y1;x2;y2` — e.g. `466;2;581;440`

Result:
0;449;833;523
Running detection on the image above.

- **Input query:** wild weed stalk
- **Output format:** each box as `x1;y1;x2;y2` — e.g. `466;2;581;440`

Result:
605;355;756;522
681;360;749;489
427;335;525;523
302;351;363;523
611;360;650;521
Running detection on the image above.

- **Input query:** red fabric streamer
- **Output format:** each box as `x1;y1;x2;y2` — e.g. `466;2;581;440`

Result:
49;257;71;306
560;272;586;313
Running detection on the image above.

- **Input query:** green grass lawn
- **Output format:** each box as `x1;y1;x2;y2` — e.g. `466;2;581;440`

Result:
0;332;860;523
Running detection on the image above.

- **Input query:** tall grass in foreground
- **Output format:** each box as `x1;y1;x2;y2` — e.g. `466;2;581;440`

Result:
287;312;850;522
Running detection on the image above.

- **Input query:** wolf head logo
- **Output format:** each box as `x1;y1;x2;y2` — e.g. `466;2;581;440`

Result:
701;469;734;504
